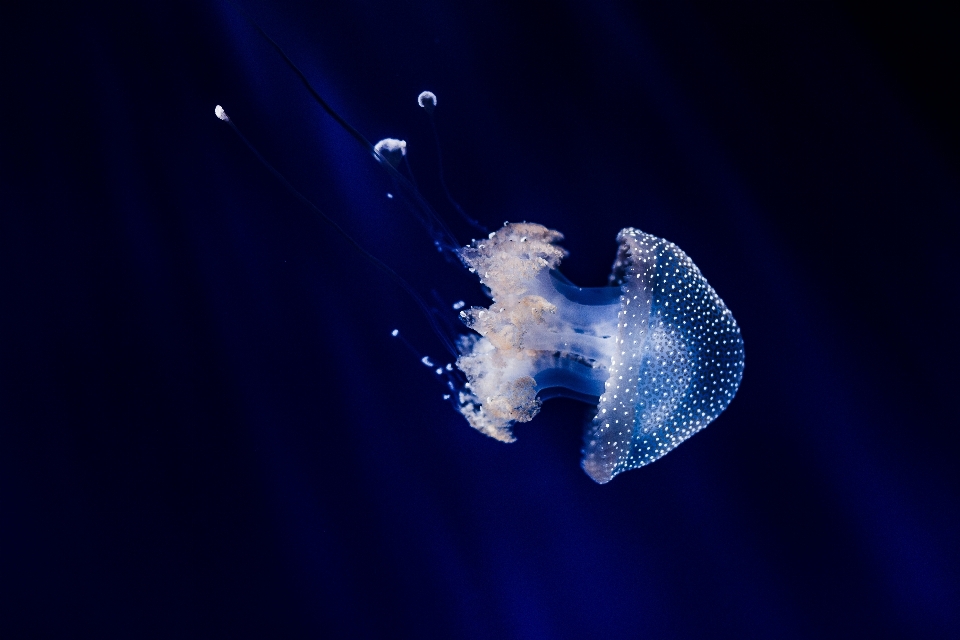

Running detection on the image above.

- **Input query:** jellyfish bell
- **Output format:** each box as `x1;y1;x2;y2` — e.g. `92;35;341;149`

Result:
454;222;744;483
417;91;437;115
219;11;744;482
373;137;407;169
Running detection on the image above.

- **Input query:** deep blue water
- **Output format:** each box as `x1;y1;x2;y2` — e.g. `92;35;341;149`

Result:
2;1;959;637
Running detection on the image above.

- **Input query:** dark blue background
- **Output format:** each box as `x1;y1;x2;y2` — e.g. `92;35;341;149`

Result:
2;1;958;637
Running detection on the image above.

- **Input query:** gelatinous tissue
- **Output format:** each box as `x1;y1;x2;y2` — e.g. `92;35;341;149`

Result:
455;223;744;483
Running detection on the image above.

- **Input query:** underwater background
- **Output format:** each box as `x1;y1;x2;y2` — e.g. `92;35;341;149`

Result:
2;1;959;637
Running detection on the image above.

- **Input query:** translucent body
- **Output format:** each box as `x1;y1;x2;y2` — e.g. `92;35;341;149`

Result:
456;223;744;483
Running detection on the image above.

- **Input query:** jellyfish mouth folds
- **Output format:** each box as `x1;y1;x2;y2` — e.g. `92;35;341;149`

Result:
455;222;744;483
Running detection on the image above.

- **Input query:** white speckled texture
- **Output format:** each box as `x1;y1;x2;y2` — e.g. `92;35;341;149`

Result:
582;229;744;483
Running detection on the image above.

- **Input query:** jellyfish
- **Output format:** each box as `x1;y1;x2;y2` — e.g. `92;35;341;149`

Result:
455;222;744;483
218;8;744;483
